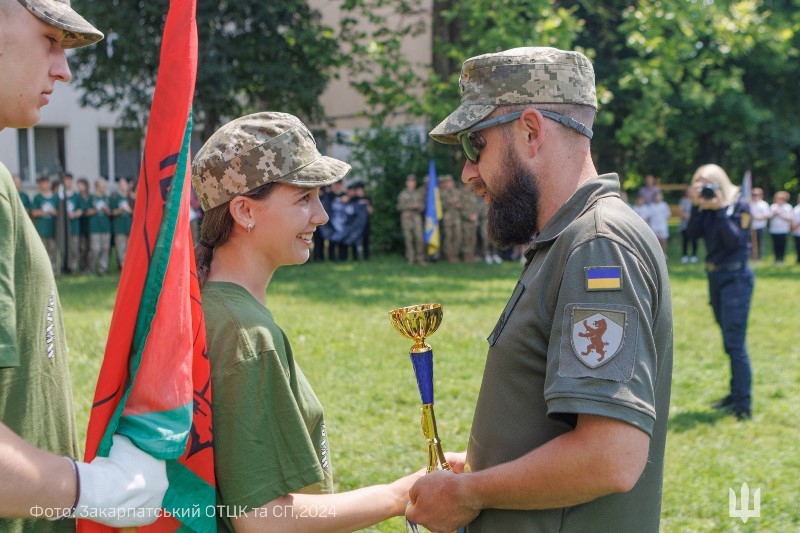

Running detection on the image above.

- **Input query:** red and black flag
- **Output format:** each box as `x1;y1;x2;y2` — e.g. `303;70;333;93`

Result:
80;0;214;531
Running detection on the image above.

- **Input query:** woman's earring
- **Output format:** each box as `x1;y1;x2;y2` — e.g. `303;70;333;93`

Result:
247;222;253;234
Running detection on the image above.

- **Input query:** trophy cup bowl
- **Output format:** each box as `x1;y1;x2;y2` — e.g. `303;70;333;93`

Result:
388;303;450;474
388;303;443;352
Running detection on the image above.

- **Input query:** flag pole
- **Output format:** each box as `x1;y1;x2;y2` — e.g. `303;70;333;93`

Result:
742;170;757;261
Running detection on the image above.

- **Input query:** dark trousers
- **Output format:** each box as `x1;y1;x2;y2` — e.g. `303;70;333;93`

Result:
328;242;349;261
771;233;788;262
681;229;698;257
312;231;326;262
795;235;800;263
708;266;754;412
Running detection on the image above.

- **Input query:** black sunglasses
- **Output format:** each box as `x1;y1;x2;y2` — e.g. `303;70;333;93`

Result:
457;109;593;163
457;112;523;163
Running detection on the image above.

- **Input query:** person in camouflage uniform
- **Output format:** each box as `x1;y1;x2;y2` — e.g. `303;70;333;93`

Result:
396;174;426;265
439;174;462;263
460;184;482;262
406;47;673;533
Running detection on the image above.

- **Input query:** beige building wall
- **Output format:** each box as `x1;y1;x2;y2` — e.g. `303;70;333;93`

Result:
1;3;435;183
309;0;433;163
0;68;122;186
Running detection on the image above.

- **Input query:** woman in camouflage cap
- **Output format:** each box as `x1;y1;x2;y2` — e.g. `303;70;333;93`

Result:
191;112;421;532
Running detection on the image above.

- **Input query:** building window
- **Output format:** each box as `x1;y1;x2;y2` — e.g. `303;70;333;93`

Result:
312;129;329;155
16;127;66;182
99;128;142;182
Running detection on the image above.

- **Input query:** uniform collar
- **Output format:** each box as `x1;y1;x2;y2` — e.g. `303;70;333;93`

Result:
527;173;621;255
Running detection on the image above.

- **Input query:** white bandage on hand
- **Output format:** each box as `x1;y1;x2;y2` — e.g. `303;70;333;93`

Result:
73;434;168;526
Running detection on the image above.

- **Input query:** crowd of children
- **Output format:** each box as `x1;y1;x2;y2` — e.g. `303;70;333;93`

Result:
14;173;135;276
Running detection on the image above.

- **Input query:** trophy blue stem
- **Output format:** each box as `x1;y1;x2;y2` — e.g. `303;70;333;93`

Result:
410;349;434;404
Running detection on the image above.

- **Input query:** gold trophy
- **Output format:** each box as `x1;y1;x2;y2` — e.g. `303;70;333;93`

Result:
388;303;451;473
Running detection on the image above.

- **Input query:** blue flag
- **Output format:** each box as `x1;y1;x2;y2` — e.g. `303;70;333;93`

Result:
424;159;442;255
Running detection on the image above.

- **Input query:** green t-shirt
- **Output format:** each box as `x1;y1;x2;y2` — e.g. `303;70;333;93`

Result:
88;194;111;233
32;192;58;238
65;190;84;236
0;163;79;533
18;190;32;212
110;194;133;235
466;174;673;532
202;282;333;531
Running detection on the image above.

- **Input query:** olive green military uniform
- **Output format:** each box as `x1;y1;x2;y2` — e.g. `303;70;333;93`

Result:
459;187;482;262
466;174;673;532
396;187;426;264
439;178;462;263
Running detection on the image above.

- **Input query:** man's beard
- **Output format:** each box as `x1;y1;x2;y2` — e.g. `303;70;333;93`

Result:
486;148;540;248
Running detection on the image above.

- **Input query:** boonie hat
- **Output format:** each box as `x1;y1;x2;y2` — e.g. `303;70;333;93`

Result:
430;47;597;144
192;112;351;212
18;0;103;49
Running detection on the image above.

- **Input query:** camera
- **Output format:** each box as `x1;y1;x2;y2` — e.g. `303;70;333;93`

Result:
699;185;717;200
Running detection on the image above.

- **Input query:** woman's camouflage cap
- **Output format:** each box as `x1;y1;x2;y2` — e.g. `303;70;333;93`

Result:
17;0;103;48
191;112;351;212
430;47;597;144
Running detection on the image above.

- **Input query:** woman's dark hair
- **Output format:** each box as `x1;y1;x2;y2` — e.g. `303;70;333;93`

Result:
194;182;278;286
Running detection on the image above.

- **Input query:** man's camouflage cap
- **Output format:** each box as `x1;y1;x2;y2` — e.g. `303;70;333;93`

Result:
192;112;351;212
430;47;596;144
18;0;103;49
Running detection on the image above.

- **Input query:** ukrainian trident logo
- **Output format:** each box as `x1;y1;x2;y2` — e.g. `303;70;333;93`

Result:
729;483;760;523
571;310;625;368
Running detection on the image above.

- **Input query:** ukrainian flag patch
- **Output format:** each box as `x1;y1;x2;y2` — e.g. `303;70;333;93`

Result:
585;266;622;291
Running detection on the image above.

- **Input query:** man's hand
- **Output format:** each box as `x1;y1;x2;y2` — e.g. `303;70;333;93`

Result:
74;434;168;526
406;469;479;533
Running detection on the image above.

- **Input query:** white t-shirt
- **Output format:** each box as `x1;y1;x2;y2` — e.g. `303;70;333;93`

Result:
648;201;671;238
750;199;770;230
632;203;651;225
769;203;793;234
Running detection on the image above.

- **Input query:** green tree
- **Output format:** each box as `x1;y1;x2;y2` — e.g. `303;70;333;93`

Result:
342;0;800;195
340;0;582;133
604;0;799;191
339;0;585;253
71;0;341;141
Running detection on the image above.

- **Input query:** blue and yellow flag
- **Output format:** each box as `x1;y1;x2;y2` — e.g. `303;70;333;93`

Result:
585;267;622;291
424;159;442;255
81;1;215;531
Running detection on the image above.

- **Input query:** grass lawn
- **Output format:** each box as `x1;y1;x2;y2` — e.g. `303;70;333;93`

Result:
60;239;800;532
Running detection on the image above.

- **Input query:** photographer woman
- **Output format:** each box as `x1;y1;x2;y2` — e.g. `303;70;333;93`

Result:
687;164;753;420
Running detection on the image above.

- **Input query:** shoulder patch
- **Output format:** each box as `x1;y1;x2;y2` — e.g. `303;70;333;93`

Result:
570;309;625;368
585;266;622;291
740;212;751;229
558;303;638;382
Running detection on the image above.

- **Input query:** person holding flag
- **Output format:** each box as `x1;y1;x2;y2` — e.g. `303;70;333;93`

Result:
192;112;422;532
0;0;166;529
